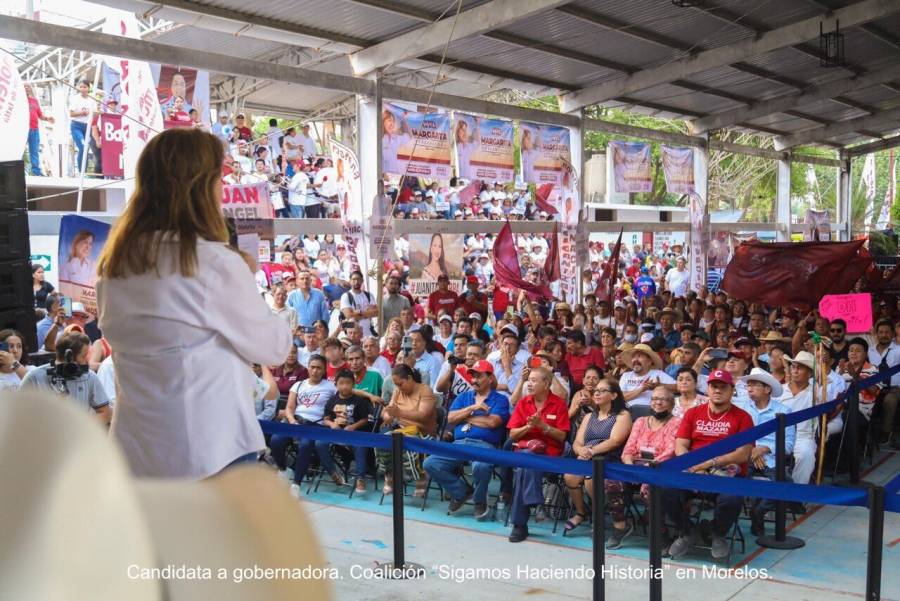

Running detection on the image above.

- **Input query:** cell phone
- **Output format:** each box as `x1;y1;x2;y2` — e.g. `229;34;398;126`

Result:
60;296;73;318
401;335;413;354
0;342;8;352
709;348;728;360
640;449;656;461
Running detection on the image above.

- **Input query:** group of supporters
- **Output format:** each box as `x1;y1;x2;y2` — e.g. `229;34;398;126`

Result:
4;229;899;557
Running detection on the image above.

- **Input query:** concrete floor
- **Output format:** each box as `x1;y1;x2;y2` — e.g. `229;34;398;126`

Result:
302;449;900;601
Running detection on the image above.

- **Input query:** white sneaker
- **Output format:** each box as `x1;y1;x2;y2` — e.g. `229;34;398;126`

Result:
278;468;294;482
289;483;301;498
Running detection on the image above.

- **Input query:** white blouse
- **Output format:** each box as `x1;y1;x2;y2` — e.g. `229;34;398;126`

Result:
97;236;292;479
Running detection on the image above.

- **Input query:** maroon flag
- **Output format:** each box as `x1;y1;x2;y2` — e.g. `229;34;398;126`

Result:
458;179;481;207
721;240;870;310
534;183;557;215
596;229;623;302
493;221;554;300
544;221;560;283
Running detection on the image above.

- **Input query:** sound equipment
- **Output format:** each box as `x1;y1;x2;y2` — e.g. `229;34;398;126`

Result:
0;161;36;352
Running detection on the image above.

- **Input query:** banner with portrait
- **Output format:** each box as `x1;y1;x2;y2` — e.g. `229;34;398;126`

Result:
0;51;28;162
559;156;581;227
661;145;695;195
221;181;274;219
57;215;111;318
609;141;652;193
152;64;210;129
408;233;464;297
328;138;365;274
453;113;515;183
519;122;571;187
688;193;708;293
382;102;452;179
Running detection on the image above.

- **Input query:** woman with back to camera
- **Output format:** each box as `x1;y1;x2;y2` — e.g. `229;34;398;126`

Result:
96;128;291;479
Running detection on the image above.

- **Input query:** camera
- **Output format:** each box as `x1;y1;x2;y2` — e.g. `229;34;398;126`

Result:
447;355;463;366
48;349;88;380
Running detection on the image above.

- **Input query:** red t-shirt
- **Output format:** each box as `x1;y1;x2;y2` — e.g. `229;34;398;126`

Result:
677;403;755;475
234;125;252;141
492;287;513;315
566;346;607;386
28;97;44;129
507;393;571;457
428;290;459;317
459;291;489;321
326;362;349;381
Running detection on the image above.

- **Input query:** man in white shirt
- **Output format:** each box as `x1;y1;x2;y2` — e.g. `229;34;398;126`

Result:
868;319;900;445
778;351;817;485
231;141;253;174
363;336;392;378
271;285;299;332
297;328;323;368
283;127;303;162
340;271;378;336
664;256;691;298
296;124;318;158
619;344;676;406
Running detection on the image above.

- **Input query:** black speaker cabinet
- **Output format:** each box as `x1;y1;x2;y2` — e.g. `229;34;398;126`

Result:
0;209;29;261
0;161;25;210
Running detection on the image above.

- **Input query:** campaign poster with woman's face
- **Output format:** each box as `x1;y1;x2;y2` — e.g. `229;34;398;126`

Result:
57;215;111;317
408;233;464;297
153;64;210;129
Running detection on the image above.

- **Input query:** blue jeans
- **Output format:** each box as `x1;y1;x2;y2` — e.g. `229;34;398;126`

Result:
28;128;41;175
287;204;304;218
314;440;369;479
423;438;496;504
662;488;744;537
269;432;319;484
70;121;87;173
511;456;546;527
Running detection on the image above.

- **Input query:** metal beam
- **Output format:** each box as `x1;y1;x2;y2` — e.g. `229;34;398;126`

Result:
349;0;568;76
774;106;900;149
690;65;900;133
584;117;703;147
844;135;900;157
559;0;900;113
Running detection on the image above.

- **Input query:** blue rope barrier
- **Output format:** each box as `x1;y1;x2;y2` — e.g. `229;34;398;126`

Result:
885;473;900;496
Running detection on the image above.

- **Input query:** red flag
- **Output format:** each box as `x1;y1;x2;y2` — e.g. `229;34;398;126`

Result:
720;240;870;310
493;221;554;300
544;222;560;283
534;183;557;215
458;179;481;206
596;229;623;302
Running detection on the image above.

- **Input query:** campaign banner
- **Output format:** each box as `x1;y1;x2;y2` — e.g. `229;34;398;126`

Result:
152;64;211;129
559;225;577;304
222;181;274;219
688;193;708;293
609;141;652;193
329;138;365;274
382;103;451;179
454;113;515;183
0;51;28;162
58;215;111;318
99;113;123;177
408;233;464;297
660;145;695;194
369;192;395;261
520;122;571;187
559;156;581;227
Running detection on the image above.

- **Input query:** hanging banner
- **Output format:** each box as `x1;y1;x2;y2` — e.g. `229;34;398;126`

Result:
58;215;111;318
559;156;580;227
408;233;464;297
152;64;211;129
861;153;877;229
382;102;451;179
559;225;577;304
803;209;832;241
688;193;708;293
453;113;515;183
369;193;395;261
876;150;895;230
0;52;28;162
519;122;571;188
221;181;274;219
99;113;123;177
660;145;695;195
329;138;365;274
609;141;652;193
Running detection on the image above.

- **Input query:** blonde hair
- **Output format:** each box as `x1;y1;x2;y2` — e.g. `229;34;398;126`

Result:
97;128;227;279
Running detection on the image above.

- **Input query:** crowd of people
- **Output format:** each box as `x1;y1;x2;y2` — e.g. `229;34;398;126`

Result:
9;224;899;558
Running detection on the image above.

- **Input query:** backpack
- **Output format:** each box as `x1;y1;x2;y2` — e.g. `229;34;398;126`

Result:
343;290;378;336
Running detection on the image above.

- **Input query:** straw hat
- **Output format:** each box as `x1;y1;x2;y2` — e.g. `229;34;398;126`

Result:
739;367;784;398
784;351;816;372
0;389;331;601
630;343;663;371
759;331;789;343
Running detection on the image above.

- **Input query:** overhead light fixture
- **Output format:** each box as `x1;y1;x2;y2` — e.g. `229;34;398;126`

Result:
820;20;846;68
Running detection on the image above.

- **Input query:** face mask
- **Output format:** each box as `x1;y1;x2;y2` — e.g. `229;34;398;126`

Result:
624;334;638;344
652;410;671;420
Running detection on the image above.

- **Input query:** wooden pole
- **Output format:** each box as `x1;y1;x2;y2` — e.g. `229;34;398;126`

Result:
815;343;829;484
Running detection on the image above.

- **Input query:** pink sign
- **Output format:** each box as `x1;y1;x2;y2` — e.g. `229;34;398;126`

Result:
99;113;123;178
819;293;872;333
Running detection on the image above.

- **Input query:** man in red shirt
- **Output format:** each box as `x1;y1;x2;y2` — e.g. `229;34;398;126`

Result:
427;274;459;320
458;275;489;322
662;369;754;560
564;330;606;388
232;113;252;142
506;367;570;542
25;83;54;176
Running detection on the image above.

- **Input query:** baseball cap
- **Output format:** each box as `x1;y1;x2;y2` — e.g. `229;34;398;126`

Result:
437;273;449;281
707;369;734;386
468;360;494;375
500;323;519;336
692;330;710;341
468;312;482;321
733;336;758;348
282;272;295;280
466;275;479;284
438;314;453;323
727;350;749;361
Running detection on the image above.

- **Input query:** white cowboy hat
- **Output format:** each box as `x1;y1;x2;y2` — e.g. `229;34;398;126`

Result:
739;367;783;398
0;389;331;601
784;351;816;372
630;343;663;371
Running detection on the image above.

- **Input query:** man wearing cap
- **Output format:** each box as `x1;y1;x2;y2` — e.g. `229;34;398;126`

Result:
424;359;510;520
428;274;459;321
434;314;456;348
564;330;606;389
777;351;818;485
459;275;488;322
506;367;570;542
620;344;675;406
663;369;754;559
734;368;795;536
381;275;411;325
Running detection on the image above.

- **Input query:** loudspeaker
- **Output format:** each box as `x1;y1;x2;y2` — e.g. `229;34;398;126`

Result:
0;160;36;352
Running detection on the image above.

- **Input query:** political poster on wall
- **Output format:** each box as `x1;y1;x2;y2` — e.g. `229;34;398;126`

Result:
609;141;652;193
519;122;571;188
453;113;515;183
57;215;111;317
660;146;695;194
559;156;581;227
221;181;274;219
99;113;123;178
152;64;210;129
408;233;464;297
329;138;365;274
382;102;452;179
559;225;577;304
688;193;708;293
0;51;28;162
